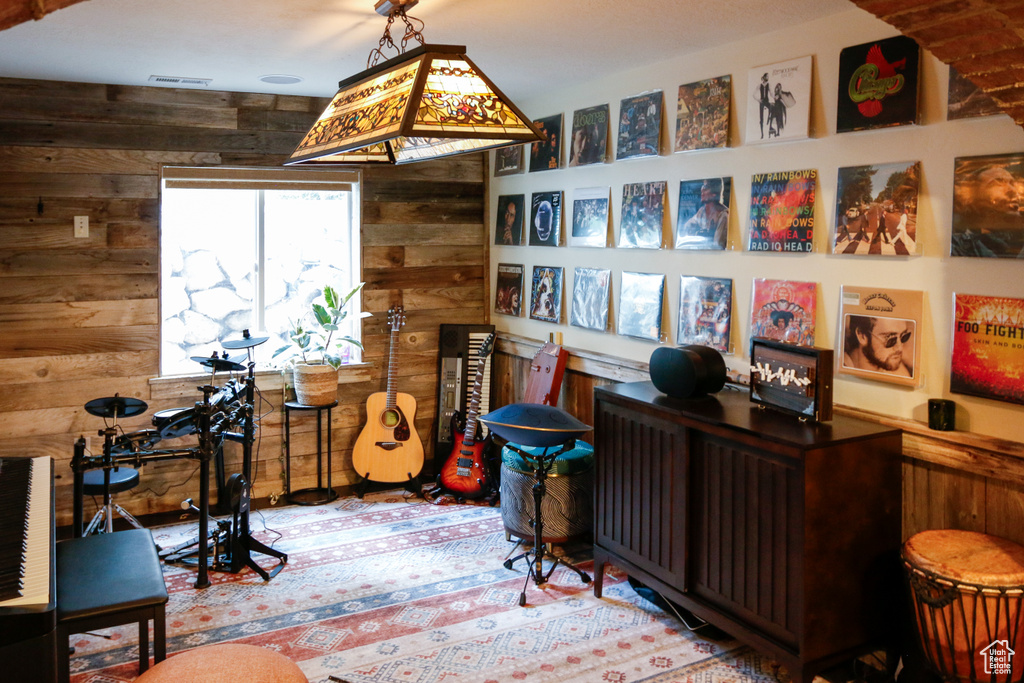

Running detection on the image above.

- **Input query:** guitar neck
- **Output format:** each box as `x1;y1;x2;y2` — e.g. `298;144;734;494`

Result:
386;324;399;409
462;358;488;446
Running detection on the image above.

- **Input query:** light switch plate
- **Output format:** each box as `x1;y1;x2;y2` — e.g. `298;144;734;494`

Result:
74;215;89;238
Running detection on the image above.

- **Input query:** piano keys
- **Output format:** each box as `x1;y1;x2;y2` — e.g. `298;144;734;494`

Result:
434;324;495;462
0;456;58;683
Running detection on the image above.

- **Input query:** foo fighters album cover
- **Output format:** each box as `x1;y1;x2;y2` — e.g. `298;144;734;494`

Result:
836;35;920;133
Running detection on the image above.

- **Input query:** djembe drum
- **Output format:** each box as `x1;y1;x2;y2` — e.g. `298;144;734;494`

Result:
902;529;1024;683
499;441;593;544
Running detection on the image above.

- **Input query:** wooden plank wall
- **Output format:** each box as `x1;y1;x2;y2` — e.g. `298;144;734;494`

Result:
494;334;1024;548
0;77;487;527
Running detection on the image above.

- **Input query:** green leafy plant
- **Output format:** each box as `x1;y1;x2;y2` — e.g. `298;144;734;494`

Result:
274;283;365;369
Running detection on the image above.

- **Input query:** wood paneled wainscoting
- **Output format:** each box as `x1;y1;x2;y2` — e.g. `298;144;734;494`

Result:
0;77;488;528
493;333;1024;547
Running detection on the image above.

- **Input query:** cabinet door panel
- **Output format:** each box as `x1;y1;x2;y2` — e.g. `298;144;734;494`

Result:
594;400;687;588
690;432;800;649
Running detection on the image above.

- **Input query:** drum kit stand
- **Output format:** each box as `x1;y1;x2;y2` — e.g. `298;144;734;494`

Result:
71;329;286;588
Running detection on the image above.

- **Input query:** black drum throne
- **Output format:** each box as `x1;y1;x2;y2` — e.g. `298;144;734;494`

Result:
480;403;593;606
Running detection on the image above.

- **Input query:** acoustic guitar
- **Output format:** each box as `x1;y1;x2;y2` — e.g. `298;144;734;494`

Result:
352;306;424;484
437;332;495;499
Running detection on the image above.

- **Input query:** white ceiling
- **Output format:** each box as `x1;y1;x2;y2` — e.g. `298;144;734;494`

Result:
0;0;855;102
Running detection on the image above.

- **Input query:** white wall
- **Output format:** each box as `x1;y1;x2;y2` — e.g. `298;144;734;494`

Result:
488;8;1024;442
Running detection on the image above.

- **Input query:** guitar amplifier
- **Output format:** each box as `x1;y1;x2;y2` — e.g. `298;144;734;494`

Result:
435;324;495;460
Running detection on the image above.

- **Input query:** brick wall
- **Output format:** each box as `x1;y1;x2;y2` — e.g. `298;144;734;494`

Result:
852;0;1024;123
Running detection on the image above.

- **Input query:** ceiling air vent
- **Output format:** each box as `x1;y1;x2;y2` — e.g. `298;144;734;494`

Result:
148;75;212;87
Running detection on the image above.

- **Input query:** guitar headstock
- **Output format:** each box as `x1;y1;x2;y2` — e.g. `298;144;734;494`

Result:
478;332;496;358
387;306;406;332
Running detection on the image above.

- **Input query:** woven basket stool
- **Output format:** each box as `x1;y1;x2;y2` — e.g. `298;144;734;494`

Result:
499;440;593;544
134;642;307;682
902;529;1024;683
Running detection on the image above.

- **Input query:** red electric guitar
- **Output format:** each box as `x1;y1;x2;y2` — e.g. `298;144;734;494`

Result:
437;332;495;499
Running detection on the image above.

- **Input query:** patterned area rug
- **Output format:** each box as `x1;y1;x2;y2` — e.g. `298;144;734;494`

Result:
68;490;793;683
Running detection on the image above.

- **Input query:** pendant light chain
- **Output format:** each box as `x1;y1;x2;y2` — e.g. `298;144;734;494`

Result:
368;6;426;68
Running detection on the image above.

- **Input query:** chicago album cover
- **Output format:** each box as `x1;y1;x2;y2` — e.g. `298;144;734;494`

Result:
951;293;1024;405
677;275;732;352
570;267;611;332
529;266;563;323
616;91;663;161
836;35;919;133
747;169;816;253
838;285;923;387
618;181;667;249
834;161;920;256
529;191;563;247
675;75;731;153
675;177;731;250
750;278;817;347
569;104;609;167
570;186;610;248
745;55;811;145
494;263;524;317
618;271;664;341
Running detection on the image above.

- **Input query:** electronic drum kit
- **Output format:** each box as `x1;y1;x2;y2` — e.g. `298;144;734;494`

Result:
73;329;286;588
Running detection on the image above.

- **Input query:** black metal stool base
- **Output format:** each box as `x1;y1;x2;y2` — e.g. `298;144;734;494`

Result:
504;544;591;606
287;487;339;506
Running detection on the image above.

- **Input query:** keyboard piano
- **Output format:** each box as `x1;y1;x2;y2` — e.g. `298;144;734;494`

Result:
0;456;58;683
435;324;495;460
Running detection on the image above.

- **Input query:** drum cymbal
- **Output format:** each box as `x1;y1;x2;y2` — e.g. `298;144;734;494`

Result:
221;329;269;349
190;354;246;372
84;394;148;418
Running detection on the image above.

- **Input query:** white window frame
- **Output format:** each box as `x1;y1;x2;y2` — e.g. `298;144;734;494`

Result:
158;166;362;377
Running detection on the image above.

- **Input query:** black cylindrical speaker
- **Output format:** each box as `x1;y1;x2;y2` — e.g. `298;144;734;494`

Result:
649;345;727;399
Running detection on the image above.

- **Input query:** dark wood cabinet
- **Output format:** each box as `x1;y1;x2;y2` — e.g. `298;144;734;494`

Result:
592;382;902;683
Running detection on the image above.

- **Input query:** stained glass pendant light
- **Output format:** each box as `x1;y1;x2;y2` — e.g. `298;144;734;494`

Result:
286;0;544;165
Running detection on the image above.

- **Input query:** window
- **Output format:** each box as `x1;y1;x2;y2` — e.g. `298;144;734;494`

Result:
159;167;361;376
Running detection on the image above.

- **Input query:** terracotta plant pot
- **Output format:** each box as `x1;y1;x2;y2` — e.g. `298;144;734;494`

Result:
292;363;338;406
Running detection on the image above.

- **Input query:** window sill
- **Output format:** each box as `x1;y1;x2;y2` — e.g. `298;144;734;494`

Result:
149;363;374;401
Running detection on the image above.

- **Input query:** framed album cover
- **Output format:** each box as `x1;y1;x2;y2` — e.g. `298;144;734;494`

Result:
834;161;920;255
749;338;834;422
836;35;919;133
494;145;525;176
951;153;1024;258
529;266;563;323
569;104;609;167
745;55;812;145
529;114;563;172
838;285;923;387
951;293;1024;405
617;91;663;160
494;194;524;246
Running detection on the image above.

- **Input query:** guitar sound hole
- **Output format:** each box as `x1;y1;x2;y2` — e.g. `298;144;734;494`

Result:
382;409;400;428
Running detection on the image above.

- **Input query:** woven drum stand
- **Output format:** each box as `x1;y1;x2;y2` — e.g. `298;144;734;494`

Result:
902;529;1024;683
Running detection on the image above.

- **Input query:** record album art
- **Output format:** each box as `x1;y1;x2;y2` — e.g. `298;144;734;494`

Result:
529;114;563;172
617;91;663;160
676;177;731;250
494;263;524;317
571;267;611;331
677;275;732;352
618;181;667;249
569;104;609;167
948;67;1002;121
837;35;919;133
571;186;610;247
494;145;525;176
951;153;1024;258
529;266;563;323
494;194;525;246
748;169;816;252
951;293;1024;405
750;278;817;347
834;161;920;255
675;75;731;153
838;285;923;387
745;56;811;145
618;271;665;341
529;191;563;247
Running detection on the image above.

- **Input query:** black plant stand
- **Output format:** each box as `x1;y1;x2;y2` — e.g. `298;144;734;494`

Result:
284;400;339;505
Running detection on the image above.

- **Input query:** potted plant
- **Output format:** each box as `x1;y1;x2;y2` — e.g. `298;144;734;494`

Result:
274;283;365;406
